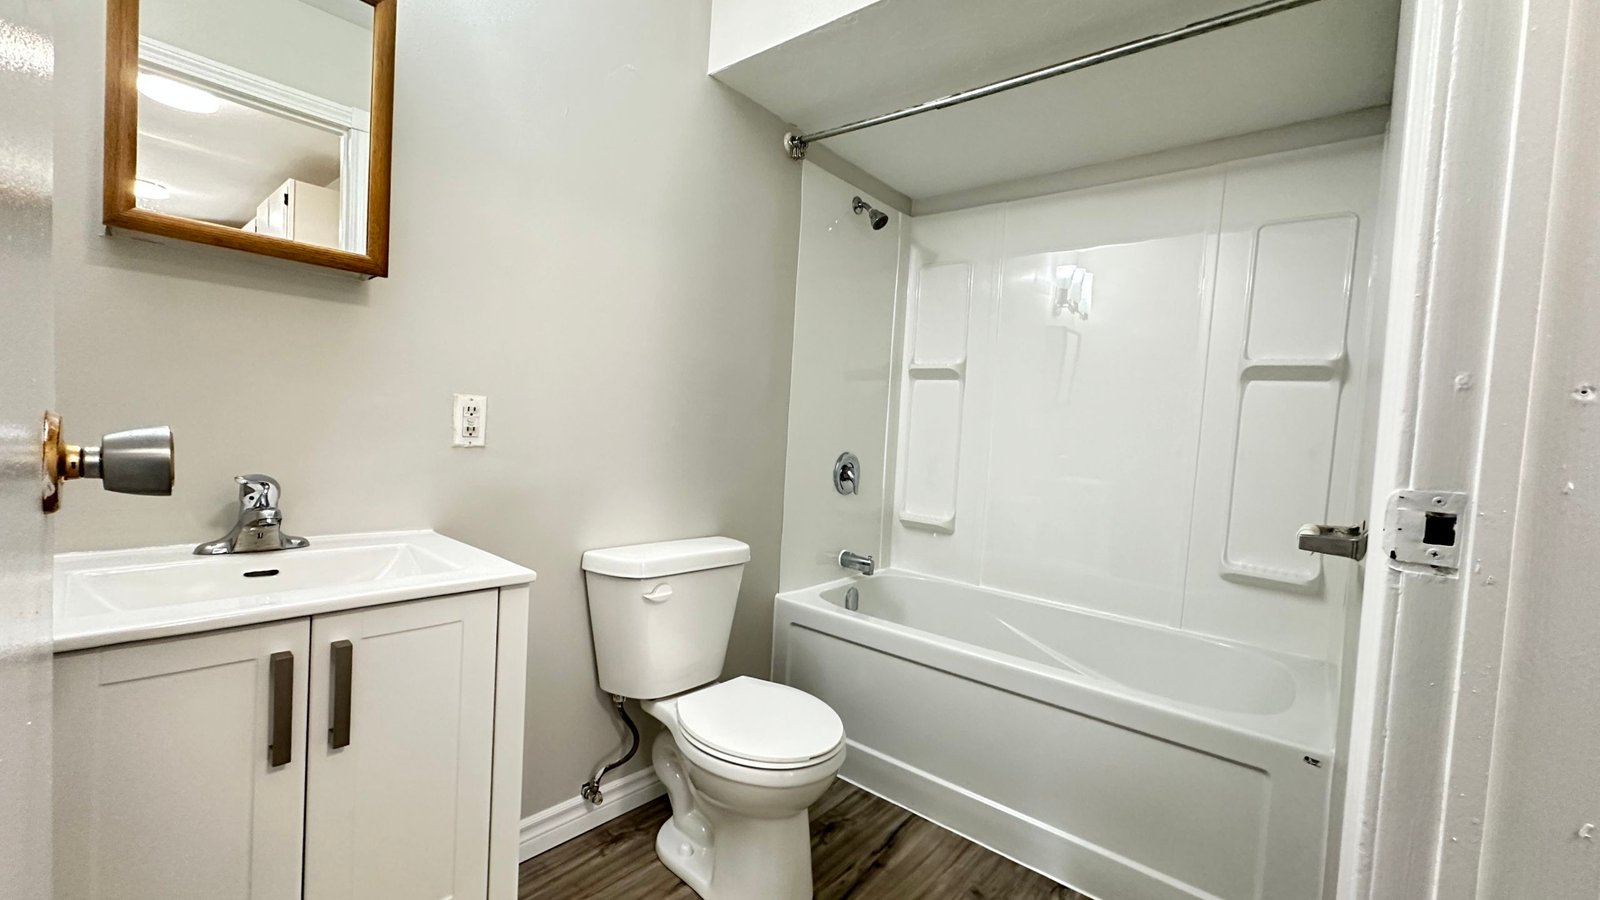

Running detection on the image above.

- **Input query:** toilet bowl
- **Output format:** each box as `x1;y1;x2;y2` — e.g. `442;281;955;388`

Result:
643;677;845;900
581;537;847;899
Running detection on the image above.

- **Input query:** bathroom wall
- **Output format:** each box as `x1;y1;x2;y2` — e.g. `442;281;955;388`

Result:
889;140;1383;660
52;0;801;821
777;164;902;591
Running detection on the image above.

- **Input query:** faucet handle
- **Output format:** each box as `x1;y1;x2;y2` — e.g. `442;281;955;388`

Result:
236;474;281;510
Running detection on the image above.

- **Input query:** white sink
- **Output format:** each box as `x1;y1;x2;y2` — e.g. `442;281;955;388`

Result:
60;542;459;616
54;530;535;652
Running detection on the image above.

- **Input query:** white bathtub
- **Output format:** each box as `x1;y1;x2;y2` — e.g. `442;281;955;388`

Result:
772;572;1336;900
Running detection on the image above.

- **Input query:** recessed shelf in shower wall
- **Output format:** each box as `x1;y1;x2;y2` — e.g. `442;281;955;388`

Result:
907;362;965;380
899;260;972;534
1219;213;1359;588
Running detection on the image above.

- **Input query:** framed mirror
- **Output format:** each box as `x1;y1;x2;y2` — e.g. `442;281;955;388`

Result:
103;0;395;278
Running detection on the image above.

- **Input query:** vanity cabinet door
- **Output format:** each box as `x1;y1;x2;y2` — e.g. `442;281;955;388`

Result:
54;620;311;900
303;591;499;900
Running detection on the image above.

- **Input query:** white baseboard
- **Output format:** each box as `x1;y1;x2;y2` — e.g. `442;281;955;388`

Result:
519;768;666;862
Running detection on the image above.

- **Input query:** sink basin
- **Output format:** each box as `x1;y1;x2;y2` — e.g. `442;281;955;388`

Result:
60;543;458;617
53;530;536;652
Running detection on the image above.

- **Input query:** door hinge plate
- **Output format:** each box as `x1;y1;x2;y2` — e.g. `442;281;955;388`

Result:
1384;490;1468;573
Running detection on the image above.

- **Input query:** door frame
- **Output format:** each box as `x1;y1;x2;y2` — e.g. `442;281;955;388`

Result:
1338;0;1582;895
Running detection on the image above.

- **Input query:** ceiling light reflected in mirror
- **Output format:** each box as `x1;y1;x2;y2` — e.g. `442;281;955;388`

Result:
133;178;170;200
135;71;219;114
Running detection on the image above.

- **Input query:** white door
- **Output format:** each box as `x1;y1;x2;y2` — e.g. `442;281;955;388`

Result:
0;0;55;894
304;591;499;900
53;620;311;900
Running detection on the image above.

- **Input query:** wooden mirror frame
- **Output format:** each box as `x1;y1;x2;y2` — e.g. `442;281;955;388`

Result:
103;0;396;278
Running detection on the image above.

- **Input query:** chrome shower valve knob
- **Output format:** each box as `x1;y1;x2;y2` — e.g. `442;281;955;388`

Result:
834;451;861;495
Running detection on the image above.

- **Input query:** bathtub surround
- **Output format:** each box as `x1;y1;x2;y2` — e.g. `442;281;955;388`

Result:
52;0;799;831
891;139;1382;661
778;164;903;591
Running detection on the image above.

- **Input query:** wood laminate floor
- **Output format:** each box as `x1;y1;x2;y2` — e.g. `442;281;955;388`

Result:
519;781;1092;899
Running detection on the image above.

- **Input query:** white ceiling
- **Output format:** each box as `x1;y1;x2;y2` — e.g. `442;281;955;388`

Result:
712;0;1401;201
136;88;342;226
295;0;373;31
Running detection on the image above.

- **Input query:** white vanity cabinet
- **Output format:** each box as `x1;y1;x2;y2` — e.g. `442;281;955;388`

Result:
54;567;531;900
303;591;499;900
54;619;311;900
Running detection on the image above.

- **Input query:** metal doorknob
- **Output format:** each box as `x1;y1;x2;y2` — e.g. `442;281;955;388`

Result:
43;412;174;512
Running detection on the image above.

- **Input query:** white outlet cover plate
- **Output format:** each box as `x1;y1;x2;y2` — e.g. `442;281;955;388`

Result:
452;393;486;447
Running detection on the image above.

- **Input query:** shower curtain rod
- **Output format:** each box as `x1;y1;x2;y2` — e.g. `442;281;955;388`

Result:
783;0;1326;160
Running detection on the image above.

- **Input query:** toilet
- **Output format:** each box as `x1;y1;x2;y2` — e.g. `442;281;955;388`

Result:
583;537;846;900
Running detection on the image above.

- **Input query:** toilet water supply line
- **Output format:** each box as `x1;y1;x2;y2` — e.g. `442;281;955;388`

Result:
581;694;640;805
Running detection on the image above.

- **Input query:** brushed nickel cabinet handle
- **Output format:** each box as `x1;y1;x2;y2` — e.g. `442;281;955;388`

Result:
330;640;353;749
268;651;293;768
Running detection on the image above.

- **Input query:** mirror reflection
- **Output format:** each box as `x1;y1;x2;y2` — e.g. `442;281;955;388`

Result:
134;0;374;252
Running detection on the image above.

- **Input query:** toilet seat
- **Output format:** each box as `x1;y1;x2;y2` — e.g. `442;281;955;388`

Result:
675;677;844;770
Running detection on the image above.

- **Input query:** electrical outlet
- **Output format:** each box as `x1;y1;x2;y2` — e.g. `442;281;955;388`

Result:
452;394;486;447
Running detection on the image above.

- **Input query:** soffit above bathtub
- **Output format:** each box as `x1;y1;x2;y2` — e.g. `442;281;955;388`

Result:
710;0;1400;201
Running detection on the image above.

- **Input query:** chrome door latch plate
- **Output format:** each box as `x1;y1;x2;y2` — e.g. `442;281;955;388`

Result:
1384;490;1468;573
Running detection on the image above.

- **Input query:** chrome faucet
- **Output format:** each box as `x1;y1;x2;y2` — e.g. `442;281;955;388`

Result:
194;474;310;555
838;550;875;576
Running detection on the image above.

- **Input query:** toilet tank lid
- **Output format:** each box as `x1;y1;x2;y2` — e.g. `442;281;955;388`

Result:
582;536;751;579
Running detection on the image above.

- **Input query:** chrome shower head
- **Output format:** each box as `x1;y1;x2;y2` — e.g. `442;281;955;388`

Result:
852;196;889;231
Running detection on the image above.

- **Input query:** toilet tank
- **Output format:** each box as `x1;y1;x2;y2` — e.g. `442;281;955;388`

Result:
582;536;751;700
